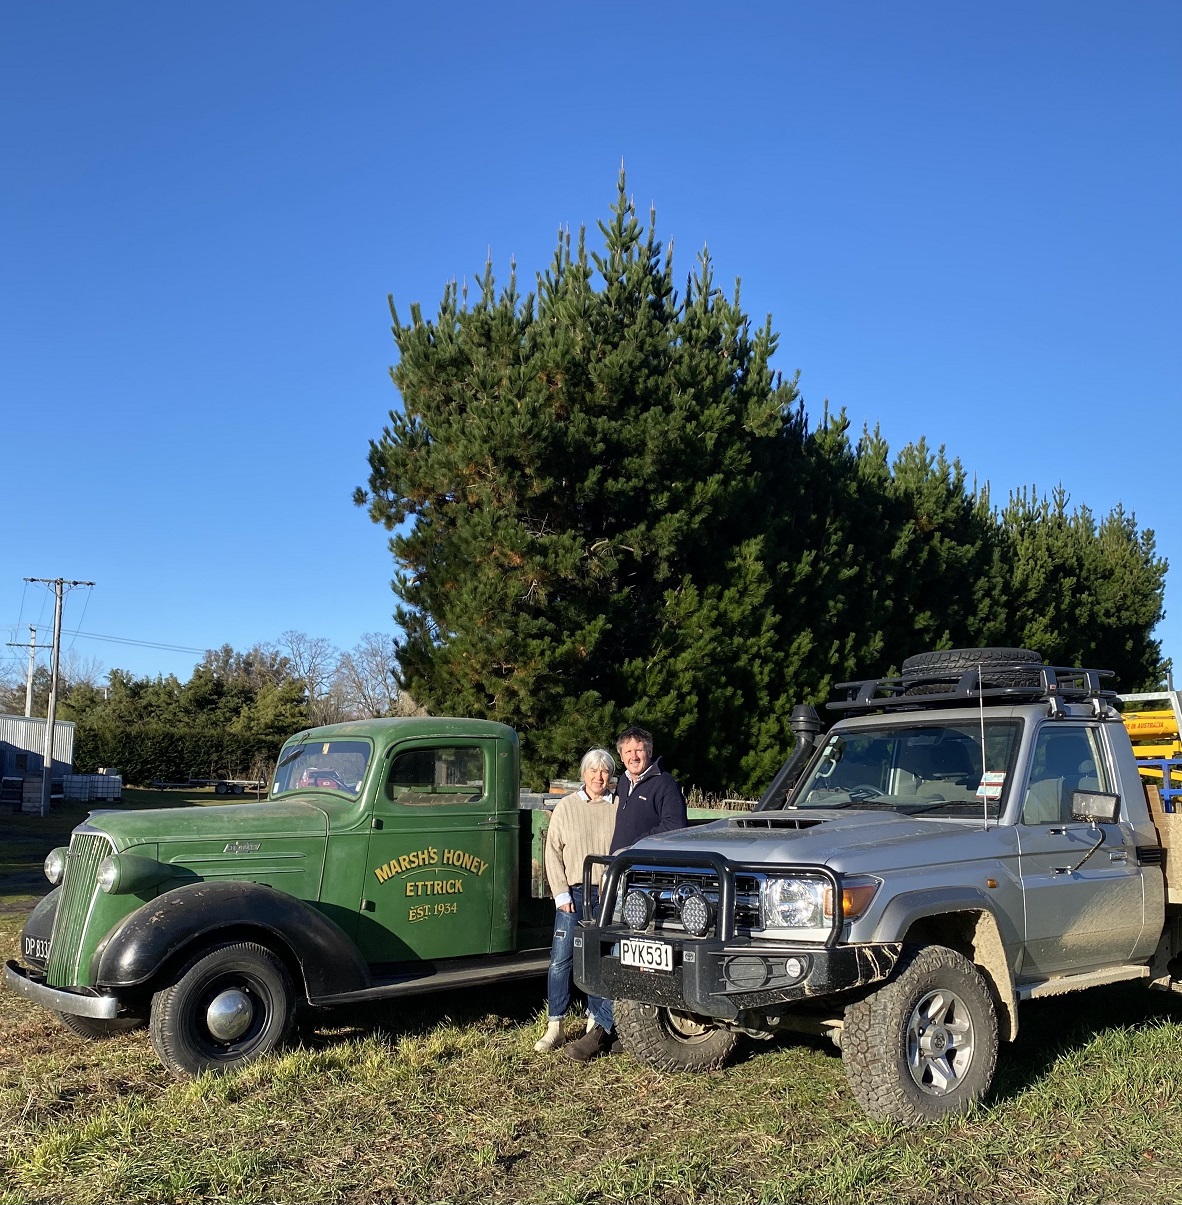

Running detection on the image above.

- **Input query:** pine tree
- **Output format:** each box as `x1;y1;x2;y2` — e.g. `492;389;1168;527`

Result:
357;174;798;788
358;177;1169;792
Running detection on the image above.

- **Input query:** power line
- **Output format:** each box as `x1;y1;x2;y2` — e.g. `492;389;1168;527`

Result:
5;626;206;655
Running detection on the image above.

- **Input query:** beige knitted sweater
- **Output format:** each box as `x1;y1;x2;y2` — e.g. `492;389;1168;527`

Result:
544;789;619;906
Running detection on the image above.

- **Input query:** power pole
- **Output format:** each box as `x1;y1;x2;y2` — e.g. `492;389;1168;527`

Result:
26;577;95;817
25;625;36;717
4;625;39;716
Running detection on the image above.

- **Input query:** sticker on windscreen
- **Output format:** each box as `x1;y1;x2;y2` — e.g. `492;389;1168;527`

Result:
976;770;1006;800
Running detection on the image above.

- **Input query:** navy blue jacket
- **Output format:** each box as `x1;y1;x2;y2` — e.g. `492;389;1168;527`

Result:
610;756;687;853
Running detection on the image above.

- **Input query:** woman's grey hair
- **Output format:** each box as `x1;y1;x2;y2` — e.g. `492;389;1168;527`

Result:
579;747;617;780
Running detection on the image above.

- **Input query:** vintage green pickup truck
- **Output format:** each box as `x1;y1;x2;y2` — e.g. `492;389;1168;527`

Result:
4;717;632;1077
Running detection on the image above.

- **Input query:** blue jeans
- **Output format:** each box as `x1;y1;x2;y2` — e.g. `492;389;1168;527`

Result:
547;885;613;1031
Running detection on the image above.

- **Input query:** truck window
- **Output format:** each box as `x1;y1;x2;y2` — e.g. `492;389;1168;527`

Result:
272;739;372;797
1021;727;1108;825
386;746;486;806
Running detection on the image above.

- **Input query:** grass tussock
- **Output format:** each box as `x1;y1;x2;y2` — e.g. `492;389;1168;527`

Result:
5;912;1182;1203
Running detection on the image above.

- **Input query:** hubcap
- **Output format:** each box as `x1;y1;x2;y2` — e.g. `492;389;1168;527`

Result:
206;988;255;1041
906;988;974;1096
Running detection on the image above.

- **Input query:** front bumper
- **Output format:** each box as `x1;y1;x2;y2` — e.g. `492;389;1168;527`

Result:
3;960;121;1019
574;931;900;1019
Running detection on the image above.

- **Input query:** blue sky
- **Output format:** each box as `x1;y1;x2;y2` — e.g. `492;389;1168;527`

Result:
2;1;1179;690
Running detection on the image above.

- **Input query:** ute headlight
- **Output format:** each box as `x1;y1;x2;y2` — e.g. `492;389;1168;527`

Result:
44;847;68;886
761;877;826;929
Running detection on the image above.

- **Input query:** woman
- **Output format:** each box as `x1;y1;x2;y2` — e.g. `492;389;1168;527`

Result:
535;747;618;1054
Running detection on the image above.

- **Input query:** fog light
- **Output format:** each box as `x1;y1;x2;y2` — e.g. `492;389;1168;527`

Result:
622;889;654;931
679;890;714;937
784;956;805;981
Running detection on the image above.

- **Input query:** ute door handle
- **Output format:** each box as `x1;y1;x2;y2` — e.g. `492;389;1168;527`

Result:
479;817;510;829
1109;850;1129;864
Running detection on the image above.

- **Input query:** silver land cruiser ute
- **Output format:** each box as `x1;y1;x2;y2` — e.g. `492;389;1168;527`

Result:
575;648;1180;1122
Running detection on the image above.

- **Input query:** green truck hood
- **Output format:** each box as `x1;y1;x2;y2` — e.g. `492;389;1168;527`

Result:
84;800;330;851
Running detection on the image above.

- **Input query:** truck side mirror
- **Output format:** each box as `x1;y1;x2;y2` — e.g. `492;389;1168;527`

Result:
1071;791;1119;824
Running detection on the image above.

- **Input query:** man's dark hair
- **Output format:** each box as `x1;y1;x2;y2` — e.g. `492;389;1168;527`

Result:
615;726;654;756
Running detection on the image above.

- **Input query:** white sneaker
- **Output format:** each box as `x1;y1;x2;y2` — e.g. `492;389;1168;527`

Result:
534;1020;565;1053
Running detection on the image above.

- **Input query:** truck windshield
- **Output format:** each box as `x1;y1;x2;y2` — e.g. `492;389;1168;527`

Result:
791;719;1021;818
271;739;372;799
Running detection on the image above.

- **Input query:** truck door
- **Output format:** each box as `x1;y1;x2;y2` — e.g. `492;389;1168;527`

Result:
358;738;505;964
1016;723;1144;977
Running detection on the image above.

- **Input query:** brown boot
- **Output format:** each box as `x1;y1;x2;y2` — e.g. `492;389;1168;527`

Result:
563;1024;613;1062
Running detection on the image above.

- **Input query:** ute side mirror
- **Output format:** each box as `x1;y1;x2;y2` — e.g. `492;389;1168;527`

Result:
1071;790;1120;825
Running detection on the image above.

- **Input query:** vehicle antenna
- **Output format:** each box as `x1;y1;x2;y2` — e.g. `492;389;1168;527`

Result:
979;661;989;831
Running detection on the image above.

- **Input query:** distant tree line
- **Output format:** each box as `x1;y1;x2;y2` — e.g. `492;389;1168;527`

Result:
356;175;1168;795
0;632;416;785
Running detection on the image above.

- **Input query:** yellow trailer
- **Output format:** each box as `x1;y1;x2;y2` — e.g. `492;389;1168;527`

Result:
1121;688;1182;808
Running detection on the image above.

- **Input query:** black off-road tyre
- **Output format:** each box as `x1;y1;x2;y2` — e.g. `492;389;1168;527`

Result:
901;647;1042;695
841;945;998;1122
56;1012;147;1039
614;999;740;1071
149;941;295;1079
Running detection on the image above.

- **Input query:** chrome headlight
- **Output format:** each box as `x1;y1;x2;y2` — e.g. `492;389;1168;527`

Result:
44;847;68;886
761;877;826;929
96;853;171;895
96;856;120;893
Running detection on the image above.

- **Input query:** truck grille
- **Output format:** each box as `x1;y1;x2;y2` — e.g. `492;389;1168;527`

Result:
619;866;763;935
47;832;112;986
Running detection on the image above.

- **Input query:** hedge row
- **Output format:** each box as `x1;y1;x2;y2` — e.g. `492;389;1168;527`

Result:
73;721;283;786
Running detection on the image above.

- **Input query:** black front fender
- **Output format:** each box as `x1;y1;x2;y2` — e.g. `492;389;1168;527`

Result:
92;881;371;1000
20;887;62;968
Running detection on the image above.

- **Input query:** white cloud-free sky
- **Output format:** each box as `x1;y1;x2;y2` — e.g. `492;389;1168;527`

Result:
3;1;1179;688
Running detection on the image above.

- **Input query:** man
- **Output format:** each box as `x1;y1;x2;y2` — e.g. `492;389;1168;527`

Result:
609;725;688;853
564;725;687;1062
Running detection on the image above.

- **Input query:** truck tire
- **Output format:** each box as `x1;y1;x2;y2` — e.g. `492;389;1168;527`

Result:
149;941;295;1078
614;999;739;1071
56;1012;147;1039
841;945;998;1122
901;647;1042;695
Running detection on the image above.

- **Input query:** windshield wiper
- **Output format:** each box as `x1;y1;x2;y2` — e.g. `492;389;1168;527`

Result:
901;799;996;815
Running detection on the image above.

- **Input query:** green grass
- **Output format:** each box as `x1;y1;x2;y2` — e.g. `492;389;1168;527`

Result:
3;898;1182;1204
5;809;1182;1202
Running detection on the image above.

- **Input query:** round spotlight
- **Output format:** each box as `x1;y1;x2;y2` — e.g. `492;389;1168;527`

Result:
622;889;654;931
679;890;714;937
784;956;805;981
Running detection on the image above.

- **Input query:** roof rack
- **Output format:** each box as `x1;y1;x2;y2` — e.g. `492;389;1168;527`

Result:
828;661;1117;716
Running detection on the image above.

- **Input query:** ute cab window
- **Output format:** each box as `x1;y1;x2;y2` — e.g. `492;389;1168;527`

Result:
793;721;1021;817
272;739;372;798
386;746;486;806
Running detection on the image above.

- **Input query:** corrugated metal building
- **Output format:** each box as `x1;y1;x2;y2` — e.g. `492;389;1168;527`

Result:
0;713;75;778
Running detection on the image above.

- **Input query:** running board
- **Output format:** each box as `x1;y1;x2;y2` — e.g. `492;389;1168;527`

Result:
1017;964;1149;1000
309;950;551;1006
